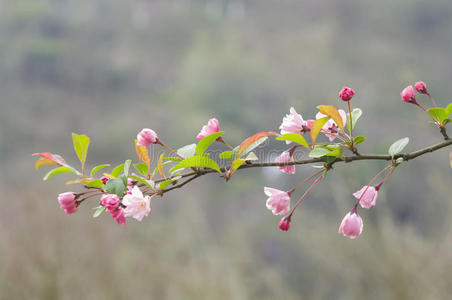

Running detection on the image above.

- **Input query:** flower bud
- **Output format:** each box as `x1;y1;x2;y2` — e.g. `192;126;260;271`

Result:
197;118;220;140
414;81;428;94
339;86;355;101
338;211;363;239
400;85;418;105
100;176;110;184
136;128;159;147
279;217;291;231
101;194;120;212
353;185;378;209
57;192;79;214
264;187;291;216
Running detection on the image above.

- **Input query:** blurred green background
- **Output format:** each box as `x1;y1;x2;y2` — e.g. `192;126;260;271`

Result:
1;0;452;299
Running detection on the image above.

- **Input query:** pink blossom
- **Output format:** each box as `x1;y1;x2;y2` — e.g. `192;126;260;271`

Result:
339;86;355;101
279;217;291;231
400;85;418;104
415;81;428;94
338;211;363;239
101;194;120;212
57;192;79;214
136;128;159;147
315;109;347;142
197;118;220;140
264;187;291;216
122;186;151;221
279;107;312;144
353;185;378;209
111;208;126;226
274;151;296;174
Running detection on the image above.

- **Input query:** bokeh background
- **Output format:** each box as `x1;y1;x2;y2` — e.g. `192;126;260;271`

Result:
1;0;452;299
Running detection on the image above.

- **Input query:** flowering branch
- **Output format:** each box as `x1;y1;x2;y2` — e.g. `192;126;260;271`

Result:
33;81;452;239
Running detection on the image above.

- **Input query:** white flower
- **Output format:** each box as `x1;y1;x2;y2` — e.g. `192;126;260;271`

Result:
122;186;151;221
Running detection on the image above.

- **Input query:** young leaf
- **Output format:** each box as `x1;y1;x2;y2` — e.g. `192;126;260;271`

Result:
347;108;363;132
135;139;150;171
33;152;67;169
388;137;409;156
196;131;224;155
93;206;106;218
427;108;448;123
317;105;345;134
157;153;166;179
177;144;197;159
244;152;258;161
104;178;126;197
111;164;124;178
310;116;330;145
236;132;277;159
219;151;232;159
133;163;149;177
163;157;183;162
86;179;104;189
158;176;182;190
170;155;222;174
66;178;92;185
276;133;310;149
309;147;332;158
43;166;77;181
446;103;452;116
91;164;110;176
354;136;366;145
130;174;154;189
72;133;90;172
123;160;132;177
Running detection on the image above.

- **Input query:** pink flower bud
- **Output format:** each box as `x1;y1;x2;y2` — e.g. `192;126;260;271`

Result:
264;187;291;216
274;151;296;174
57;192;79;214
101;194;120;212
338;211;363;239
136;128;159;147
353;185;378;209
111;208;126;226
400;85;418;104
196;118;220;140
100;176;110;184
415;81;428;94
278;217;291;231
339;86;355;101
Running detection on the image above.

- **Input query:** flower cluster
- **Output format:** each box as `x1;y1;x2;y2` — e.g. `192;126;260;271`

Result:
33;81;451;240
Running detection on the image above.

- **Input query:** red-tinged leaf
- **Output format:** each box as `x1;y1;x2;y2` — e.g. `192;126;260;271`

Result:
317;105;345;134
236;132;277;158
135;139;150;170
310;116;330;145
33;152;66;169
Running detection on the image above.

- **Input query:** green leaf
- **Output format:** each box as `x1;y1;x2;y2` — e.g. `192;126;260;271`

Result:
276;133;309;149
123;160;132;177
231;159;245;171
325;145;342;157
309;147;332;158
244;152;258;161
427;108;448;123
72;133;90;172
90;164;110;176
388;137;409;156
219;151;232;159
111;164;124;178
86;179;104;189
170;155;222;174
177;144;197;159
310;116;330;145
347;108;363;132
104;178;126;197
43;166;77;181
130;174;154;189
354;136;366;145
163;157;183;162
443;118;452;126
196;131;224;155
158;176;182;190
445;103;452;116
133;163;149;177
93;206;106;218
